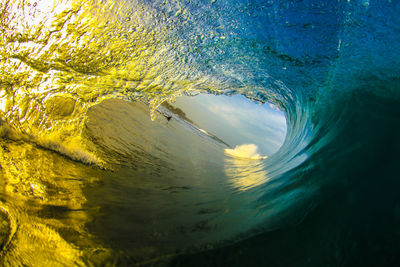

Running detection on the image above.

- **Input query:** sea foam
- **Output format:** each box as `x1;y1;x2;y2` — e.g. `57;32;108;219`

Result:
224;144;267;160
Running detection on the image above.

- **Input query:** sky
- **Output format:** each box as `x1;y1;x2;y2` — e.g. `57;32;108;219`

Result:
173;94;287;156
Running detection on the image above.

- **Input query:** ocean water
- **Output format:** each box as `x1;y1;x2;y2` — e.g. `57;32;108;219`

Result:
1;0;400;266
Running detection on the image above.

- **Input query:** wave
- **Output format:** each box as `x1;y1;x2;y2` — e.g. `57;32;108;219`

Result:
1;0;400;265
224;144;267;160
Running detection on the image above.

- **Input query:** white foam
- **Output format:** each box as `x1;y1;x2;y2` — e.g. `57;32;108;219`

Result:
199;128;209;135
224;144;267;160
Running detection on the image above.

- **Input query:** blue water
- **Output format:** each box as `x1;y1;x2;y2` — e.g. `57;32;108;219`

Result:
1;0;400;266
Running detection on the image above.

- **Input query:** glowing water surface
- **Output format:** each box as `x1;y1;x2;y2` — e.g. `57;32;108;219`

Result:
0;96;287;265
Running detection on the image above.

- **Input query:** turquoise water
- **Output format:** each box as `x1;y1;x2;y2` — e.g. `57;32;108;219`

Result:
1;0;400;266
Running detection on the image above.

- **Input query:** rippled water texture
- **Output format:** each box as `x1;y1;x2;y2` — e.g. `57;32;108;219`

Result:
1;0;400;266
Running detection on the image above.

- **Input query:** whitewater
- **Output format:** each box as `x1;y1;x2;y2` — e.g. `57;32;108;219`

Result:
1;0;400;266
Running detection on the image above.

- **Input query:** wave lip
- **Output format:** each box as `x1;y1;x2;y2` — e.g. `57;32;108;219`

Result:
224;144;267;160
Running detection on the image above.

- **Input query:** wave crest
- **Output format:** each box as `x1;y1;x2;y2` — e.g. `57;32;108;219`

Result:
224;144;267;160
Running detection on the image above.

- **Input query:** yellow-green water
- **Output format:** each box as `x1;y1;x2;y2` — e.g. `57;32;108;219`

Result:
1;99;275;265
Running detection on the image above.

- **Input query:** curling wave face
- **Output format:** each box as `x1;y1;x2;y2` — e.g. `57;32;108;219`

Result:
1;0;400;265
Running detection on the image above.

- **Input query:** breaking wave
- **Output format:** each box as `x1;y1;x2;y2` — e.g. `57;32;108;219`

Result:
1;0;400;266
